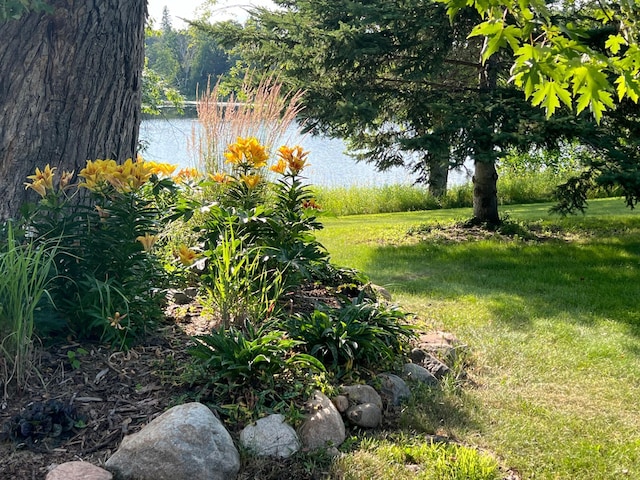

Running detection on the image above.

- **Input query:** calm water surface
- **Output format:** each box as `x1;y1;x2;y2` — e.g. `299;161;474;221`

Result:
140;118;471;188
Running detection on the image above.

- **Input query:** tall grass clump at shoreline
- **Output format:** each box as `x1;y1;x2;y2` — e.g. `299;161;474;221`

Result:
313;170;619;217
312;183;473;216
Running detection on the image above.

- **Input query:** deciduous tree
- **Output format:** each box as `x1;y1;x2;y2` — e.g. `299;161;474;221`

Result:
438;0;640;122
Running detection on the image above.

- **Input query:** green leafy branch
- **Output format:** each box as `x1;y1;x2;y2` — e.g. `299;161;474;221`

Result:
439;0;640;122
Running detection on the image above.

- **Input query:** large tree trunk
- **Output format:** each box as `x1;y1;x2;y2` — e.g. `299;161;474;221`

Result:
472;160;499;224
0;0;146;220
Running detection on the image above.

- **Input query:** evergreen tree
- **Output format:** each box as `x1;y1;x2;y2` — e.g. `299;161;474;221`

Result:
213;0;598;223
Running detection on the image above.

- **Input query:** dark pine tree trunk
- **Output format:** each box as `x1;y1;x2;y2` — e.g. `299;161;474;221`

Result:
426;149;450;198
0;0;146;220
472;160;499;224
471;49;500;225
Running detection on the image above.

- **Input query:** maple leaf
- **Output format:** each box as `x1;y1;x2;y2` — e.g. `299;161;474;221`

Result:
531;80;572;118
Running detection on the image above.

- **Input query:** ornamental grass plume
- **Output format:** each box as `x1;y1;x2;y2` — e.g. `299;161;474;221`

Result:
189;72;305;175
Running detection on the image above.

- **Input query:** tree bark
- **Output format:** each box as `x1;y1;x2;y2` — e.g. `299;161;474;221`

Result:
471;46;500;224
472;160;499;224
0;0;146;220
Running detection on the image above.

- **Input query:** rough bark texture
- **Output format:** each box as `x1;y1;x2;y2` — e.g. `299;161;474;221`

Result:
0;0;146;220
472;160;499;225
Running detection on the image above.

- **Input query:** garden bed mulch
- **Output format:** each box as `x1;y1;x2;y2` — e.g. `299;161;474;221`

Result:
0;283;517;480
0;319;196;480
0;287;344;479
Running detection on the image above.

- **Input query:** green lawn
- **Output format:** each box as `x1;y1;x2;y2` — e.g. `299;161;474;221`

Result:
316;198;640;480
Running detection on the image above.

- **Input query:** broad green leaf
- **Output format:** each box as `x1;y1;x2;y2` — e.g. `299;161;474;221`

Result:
615;73;640;102
590;90;615;123
605;35;627;55
531;80;571;117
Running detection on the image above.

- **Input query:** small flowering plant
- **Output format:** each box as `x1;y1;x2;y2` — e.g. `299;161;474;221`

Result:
22;158;180;347
266;144;328;284
175;137;328;318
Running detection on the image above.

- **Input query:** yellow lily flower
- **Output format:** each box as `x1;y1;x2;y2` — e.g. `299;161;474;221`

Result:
177;245;197;266
26;164;57;190
108;312;127;330
175;167;200;183
278;145;309;174
136;233;158;252
224;143;244;165
269;159;287;175
59;170;75;190
209;172;232;184
241;174;262;189
147;161;177;177
25;178;47;197
244;137;269;168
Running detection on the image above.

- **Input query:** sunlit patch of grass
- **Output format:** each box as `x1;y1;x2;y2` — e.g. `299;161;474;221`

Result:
334;434;501;480
317;198;640;479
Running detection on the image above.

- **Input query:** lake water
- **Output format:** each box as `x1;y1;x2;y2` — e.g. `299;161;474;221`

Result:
140;117;472;188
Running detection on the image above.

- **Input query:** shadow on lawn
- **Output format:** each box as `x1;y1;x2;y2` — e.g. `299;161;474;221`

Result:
361;230;640;336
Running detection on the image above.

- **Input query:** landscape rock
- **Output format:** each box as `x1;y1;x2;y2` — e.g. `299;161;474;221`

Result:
403;363;439;386
377;373;411;405
370;284;392;301
341;384;383;410
239;413;300;458
105;402;239;480
410;347;428;364
46;461;112;480
332;395;349;413
299;390;346;450
345;403;382;428
416;331;465;363
420;352;451;379
167;287;198;305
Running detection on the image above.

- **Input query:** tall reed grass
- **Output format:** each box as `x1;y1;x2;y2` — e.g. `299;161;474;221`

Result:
312;183;473;216
189;73;305;174
312;169;619;217
0;223;58;393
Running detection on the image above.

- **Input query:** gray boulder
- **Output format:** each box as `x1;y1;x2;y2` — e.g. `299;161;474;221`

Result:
299;390;346;450
345;403;382;428
332;395;349;413
416;331;465;364
341;384;383;410
403;363;439;386
377;373;411;405
105;402;239;480
240;414;300;458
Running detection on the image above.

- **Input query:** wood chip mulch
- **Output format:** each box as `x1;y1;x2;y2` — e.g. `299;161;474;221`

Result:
0;317;199;480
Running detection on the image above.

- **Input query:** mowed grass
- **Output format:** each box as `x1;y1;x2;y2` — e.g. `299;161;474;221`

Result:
316;198;640;480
